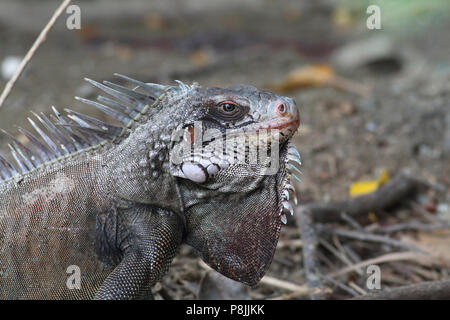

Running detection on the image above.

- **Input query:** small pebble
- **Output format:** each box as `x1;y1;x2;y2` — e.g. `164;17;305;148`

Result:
365;121;377;132
1;56;22;80
437;203;449;214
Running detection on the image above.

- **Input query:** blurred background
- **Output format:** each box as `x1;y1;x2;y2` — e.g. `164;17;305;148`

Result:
0;0;449;299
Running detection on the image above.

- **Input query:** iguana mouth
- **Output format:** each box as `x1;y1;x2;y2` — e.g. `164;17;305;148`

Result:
195;117;299;147
265;118;300;131
171;115;300;184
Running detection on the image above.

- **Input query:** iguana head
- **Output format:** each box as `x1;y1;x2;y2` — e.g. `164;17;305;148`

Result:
56;75;300;286
168;84;301;285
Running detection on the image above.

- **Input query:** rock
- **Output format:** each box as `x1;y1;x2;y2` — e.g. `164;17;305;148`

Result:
1;56;22;80
331;36;401;72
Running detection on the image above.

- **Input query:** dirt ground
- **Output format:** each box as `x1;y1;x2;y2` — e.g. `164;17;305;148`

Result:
0;0;449;299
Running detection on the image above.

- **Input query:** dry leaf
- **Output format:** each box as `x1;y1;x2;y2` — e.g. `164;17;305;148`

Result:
143;13;168;30
273;63;370;96
274;64;335;92
190;50;210;67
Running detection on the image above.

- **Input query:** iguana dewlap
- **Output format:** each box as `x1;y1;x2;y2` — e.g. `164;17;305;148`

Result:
0;75;300;299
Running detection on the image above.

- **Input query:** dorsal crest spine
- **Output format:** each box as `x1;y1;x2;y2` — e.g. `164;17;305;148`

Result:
0;74;198;183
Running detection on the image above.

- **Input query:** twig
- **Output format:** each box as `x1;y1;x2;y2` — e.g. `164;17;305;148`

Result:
260;276;315;294
340;212;364;230
332;235;360;265
348;281;367;295
300;173;426;223
378;272;411;286
328;75;371;97
267;288;331;300
276;239;303;249
327;251;431;278
157;287;174;300
0;0;72;108
374;221;450;234
342;244;362;263
316;251;335;269
407;264;440;281
319;274;360;297
199;259;322;298
390;262;422;283
318;226;423;252
297;207;325;299
411;202;441;224
351;280;450;300
319;238;364;275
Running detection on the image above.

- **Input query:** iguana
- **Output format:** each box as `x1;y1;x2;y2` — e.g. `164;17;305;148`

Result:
0;74;301;299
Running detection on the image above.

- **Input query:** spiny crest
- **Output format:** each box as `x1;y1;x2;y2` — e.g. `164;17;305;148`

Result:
279;142;302;225
0;74;198;182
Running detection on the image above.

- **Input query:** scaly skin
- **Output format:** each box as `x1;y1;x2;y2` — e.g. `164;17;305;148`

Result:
0;76;300;299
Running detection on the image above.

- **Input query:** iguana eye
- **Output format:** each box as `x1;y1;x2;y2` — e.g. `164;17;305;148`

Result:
209;101;248;121
220;102;237;114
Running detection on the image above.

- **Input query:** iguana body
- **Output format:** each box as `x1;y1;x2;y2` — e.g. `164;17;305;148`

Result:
0;75;300;299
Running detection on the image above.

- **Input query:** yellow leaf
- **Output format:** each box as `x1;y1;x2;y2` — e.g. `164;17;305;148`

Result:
333;7;353;29
378;170;390;184
368;212;378;222
349;170;390;197
349;180;379;197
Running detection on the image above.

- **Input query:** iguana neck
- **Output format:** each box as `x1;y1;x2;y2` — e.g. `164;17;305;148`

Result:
99;121;183;213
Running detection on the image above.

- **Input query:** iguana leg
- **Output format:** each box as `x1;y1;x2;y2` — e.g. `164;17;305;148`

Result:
94;205;184;300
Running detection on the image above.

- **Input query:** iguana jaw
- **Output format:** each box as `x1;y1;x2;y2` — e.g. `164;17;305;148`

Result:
170;116;299;184
182;171;283;286
202;115;299;141
169;85;301;286
179;137;301;286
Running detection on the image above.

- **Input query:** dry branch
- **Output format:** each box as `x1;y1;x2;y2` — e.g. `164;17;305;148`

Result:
327;251;431;278
319;274;359;297
352;280;450;300
318;226;423;252
297;206;325;299
0;0;72;108
300;173;426;223
374;221;450;233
